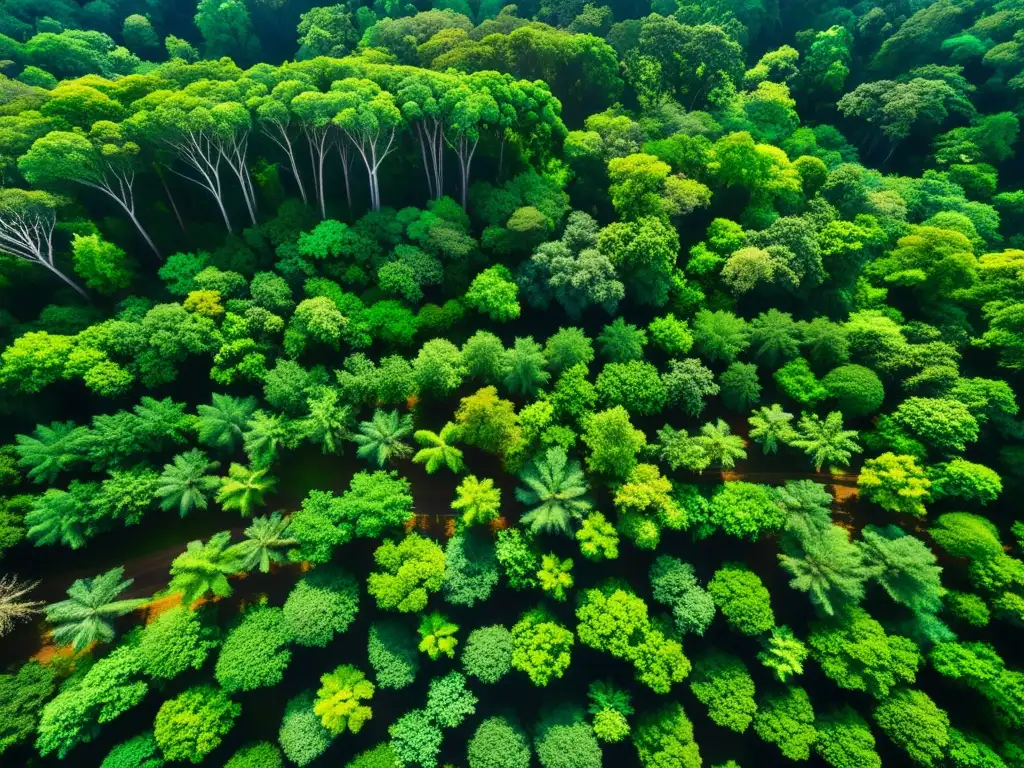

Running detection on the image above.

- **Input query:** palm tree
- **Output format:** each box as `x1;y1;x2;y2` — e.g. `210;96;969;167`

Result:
412;423;464;474
417;611;460;660
790;411;862;471
229;513;296;573
778;525;871;617
216;462;277;516
0;575;42;638
196;393;257;452
516;447;592;535
168;531;244;604
351;409;413;466
774;480;833;543
155;449;222;517
14;421;87;484
694;419;747;469
747;404;797;454
303;388;351;454
243;410;302;468
451;474;502;527
45;567;145;651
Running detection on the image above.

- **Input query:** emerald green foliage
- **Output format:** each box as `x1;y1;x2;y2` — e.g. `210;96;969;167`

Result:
495;527;541;589
368;620;420;690
930;642;1024;729
779;524;871;617
516;446;591;535
215;606;292;693
347;743;397;768
759;626;809;683
462;625;513;684
822;365;885;418
873;689;950;768
283;567;359;647
353;409;414;466
650;556;716;636
634;703;702;768
753;686;818;761
708;564;774;635
0;662;55;757
708;482;786;540
689;652;757;732
168;532;244;604
442;532;499;607
425;671;477;728
100;731;164;768
535;709;602;768
808;608;921;698
389;708;443;767
137;605;218;681
468;717;531;768
224;742;283;768
45;566;144;651
815;707;880;768
279;692;332;767
154;685;240;764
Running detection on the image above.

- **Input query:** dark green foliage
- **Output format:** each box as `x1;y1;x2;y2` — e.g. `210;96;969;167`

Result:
279;692;332;767
462;625;514;684
368;620;420;690
101;732;164;768
0;662;55;757
215;606;292;693
283;567;360;647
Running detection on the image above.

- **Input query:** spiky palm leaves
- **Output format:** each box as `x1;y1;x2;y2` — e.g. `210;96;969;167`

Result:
229;513;296;573
696;419;747;469
14;421;87;484
156;449;221;516
516;447;592;535
168;532;244;604
417;612;459;660
0;574;42;637
352;409;414;467
196;393;257;452
451;475;502;527
44;567;145;650
748;404;797;454
412;422;464;474
303;388;351;454
216;463;277;516
790;411;862;471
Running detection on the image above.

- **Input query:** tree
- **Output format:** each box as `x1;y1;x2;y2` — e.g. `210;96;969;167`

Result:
19;130;161;258
709;482;785;540
753;686;818;761
582;406;646;478
368;534;445;613
598;317;648;362
414;339;466;396
466;265;521;321
455;387;521;455
154;685;240;764
45;566;143;651
413;423;464;474
215;605;292;694
451;475;501;527
598;216;678;306
859;525;943;614
808;608;920;698
168;532;244;604
693;310;750;363
858;453;931;517
14;421;87;485
535;717;602;768
215;463;276;517
282;567;358;647
634;703;702;768
708;564;774;635
278;691;332;766
368;620;420;690
418;612;460;660
930;459;1002;505
649;556;716;636
462;625;513;684
426;670;478;728
313;665;374;735
137;604;217;681
194;0;260;60
663;358;720;417
791;411;861;471
461;331;509;383
156;449;221;517
758;626;809;683
720;362;762;412
101;731;164;768
748;404;797;454
689;652;757;733
815;707;881;768
780;523;872;617
511;608;574;686
873;690;950;768
495;528;541;590
822;365;885;418
443;533;499;607
197;394;256;453
516;447;592;535
576;512;619;561
71;233;133;295
891;397;979;453
224;742;283;768
504;337;550;397
468;717;531;768
537;554;574;601
0;189;87;297
353;409;414;466
0;575;42;638
389;709;443;768
588;680;634;743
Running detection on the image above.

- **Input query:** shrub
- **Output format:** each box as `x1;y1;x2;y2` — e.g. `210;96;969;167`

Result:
462;625;514;684
283;566;360;647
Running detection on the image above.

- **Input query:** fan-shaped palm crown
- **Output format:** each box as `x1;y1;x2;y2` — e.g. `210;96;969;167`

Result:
352;409;414;467
156;449;221;517
515;446;592;535
44;567;145;651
